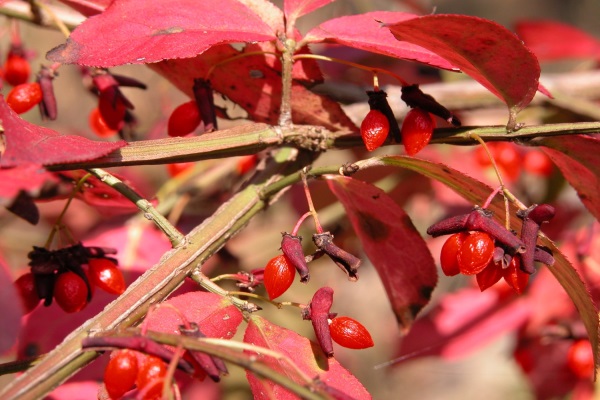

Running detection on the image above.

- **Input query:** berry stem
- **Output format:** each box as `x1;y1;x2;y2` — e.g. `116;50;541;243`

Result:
293;54;409;86
227;291;304;310
190;270;260;314
291;211;312;236
482;186;503;209
301;170;324;234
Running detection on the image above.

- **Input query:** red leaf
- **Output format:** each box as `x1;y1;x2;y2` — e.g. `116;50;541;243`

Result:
303;12;456;71
151;45;356;132
0;96;126;167
0;165;58;204
243;315;371;400
535;135;600;221
515;20;600;62
325;175;437;332
285;0;335;24
144;292;243;339
0;261;22;354
46;0;277;67
386;14;540;123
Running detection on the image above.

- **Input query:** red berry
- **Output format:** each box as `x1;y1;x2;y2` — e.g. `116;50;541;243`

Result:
89;107;118;137
263;254;295;300
439;232;467;276
166;162;195;177
457;232;495;275
475;261;503;291
14;272;40;313
329;316;374;349
6;82;43;114
168;100;201;137
53;271;88;313
236;154;258;175
3;55;30;86
513;346;535;373
475;143;521;182
136;356;167;400
567;339;595;380
88;258;126;295
523;150;553;177
502;256;529;294
401;108;436;156
360;109;389;151
104;350;139;399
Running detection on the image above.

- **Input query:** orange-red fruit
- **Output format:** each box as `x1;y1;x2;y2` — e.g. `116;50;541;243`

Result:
166;162;195;177
329;316;374;349
475;261;503;291
6;82;43;114
3;55;30;86
136;356;168;400
360;109;389;151
523;150;553;177
502;256;529;294
88;258;126;295
401;108;436;156
14;272;40;313
439;232;467;276
168;100;201;137
236;154;258;175
474;143;522;182
567;339;594;380
89;107;118;137
53;271;88;313
104;350;139;399
457;232;495;275
263;254;295;300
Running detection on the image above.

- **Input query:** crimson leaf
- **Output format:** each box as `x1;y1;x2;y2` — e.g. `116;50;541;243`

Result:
47;0;277;67
325;175;437;332
0;96;126;167
243;315;371;400
284;0;335;26
303;11;456;71
386;14;540;129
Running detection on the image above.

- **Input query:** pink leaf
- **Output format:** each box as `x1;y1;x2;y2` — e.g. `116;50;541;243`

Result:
386;14;540;121
515;20;600;62
303;12;456;71
243;315;371;400
285;0;335;23
0;96;126;167
0;165;58;204
0;261;22;354
46;0;277;67
535;135;600;222
325;175;437;332
144;292;243;340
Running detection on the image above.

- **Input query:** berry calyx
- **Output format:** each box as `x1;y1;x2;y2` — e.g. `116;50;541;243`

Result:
329;316;374;349
3;54;30;86
567;339;594;380
439;232;468;277
6;82;43;114
89;107;118;137
14;272;40;313
168;100;201;137
136;355;168;400
88;258;126;295
360;109;389;151
263;254;295;300
104;350;139;399
53;271;88;313
457;231;495;275
401;108;436;156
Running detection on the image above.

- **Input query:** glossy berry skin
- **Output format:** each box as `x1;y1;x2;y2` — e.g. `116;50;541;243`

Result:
6;82;43;114
401;108;436;156
475;261;503;291
168;100;201;137
89;107;118;137
502;256;529;294
263;254;295;300
14;272;40;313
104;350;139;399
567;339;594;380
329;316;374;349
3;55;30;86
88;258;126;295
360;109;389;151
53;271;88;313
136;356;168;400
439;232;467;276
457;232;495;275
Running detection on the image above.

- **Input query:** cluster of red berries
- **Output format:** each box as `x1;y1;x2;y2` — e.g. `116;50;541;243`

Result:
14;243;125;314
474;142;554;181
359;84;460;155
428;204;555;293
